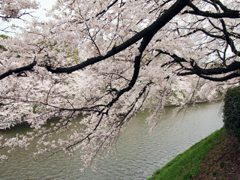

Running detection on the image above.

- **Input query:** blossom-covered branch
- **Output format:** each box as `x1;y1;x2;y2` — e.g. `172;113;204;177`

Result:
0;0;240;164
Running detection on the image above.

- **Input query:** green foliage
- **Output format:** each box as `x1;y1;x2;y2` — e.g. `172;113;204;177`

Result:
0;45;7;51
0;34;8;39
172;90;186;99
148;129;223;180
32;104;38;114
0;34;8;51
223;86;240;137
32;104;44;114
67;48;79;64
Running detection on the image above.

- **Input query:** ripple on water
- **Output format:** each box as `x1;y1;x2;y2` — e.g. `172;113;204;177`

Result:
0;103;223;180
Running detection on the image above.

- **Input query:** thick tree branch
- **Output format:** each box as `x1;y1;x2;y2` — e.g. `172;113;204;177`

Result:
0;58;36;80
186;71;240;82
157;49;240;81
220;19;240;56
46;0;190;74
188;60;240;75
96;0;119;18
107;34;154;108
184;2;240;19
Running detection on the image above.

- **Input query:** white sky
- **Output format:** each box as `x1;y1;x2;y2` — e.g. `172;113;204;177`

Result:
38;0;57;9
0;0;57;35
33;0;57;20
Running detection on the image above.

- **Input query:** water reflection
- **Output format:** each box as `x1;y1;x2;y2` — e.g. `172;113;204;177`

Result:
0;102;223;180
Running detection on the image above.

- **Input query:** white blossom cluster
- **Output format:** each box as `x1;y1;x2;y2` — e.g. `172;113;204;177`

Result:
0;0;239;165
0;0;38;19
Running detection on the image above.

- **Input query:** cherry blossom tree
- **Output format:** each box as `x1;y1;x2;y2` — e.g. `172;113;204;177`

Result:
0;0;38;33
0;0;38;19
0;0;240;163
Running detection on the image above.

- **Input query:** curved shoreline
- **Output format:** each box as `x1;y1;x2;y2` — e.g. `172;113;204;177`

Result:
148;128;224;180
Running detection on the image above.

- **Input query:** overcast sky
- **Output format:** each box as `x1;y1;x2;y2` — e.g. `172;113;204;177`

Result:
34;0;57;20
0;0;57;35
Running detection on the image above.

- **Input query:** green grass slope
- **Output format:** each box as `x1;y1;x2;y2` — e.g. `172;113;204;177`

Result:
148;128;224;180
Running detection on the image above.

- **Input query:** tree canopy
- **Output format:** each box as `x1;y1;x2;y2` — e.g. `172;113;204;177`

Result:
0;0;239;163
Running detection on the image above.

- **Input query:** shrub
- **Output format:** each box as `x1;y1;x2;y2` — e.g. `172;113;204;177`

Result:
223;86;240;137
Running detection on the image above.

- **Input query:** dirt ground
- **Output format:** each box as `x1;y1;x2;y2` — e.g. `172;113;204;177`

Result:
195;132;240;180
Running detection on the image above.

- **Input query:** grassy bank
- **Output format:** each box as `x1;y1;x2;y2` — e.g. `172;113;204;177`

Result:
148;128;224;180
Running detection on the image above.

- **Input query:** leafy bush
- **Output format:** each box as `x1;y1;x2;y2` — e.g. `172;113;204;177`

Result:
223;86;240;137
